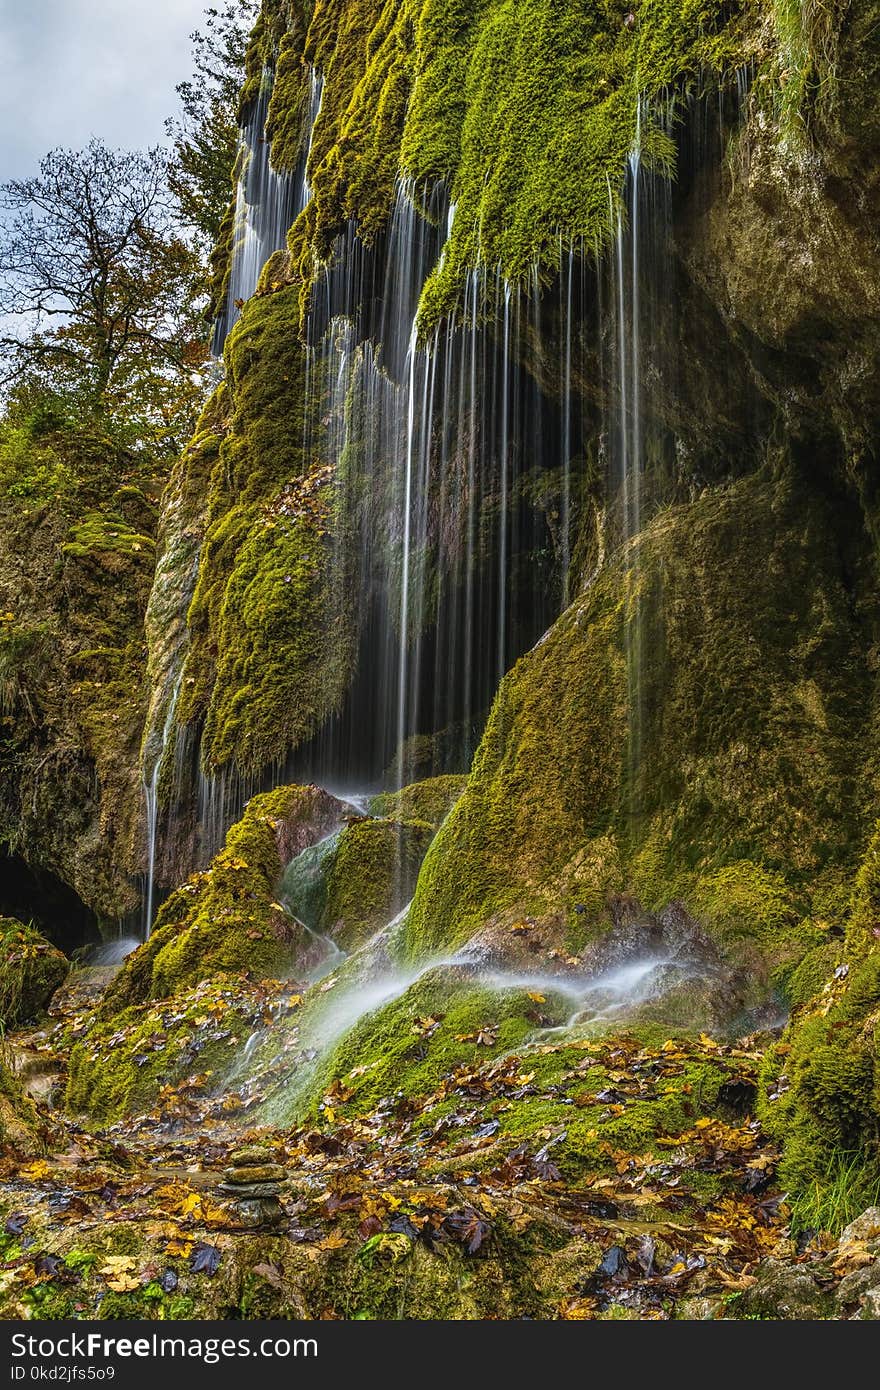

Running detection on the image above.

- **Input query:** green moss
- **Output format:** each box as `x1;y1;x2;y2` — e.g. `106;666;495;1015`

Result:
759;951;880;1215
786;939;842;1010
178;288;356;776
240;0;758;331
0;918;68;1027
293;966;571;1119
102;785;342;1010
848;818;880;947
405;470;872;963
320;817;437;949
62;513;155;562
410;0;748;328
266;25;311;173
770;0;846;144
0;417;159;923
65;974;272;1123
369;774;468;827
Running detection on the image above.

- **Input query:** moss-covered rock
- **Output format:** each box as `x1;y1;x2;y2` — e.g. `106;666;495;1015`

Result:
102;785;347;1011
319;817;437;951
758;823;880;1229
405;467;873;974
65;974;298;1124
0;1054;45;1154
369;774;468;828
176;287;357;778
0;421;158;925
293;964;571;1121
0;918;68;1028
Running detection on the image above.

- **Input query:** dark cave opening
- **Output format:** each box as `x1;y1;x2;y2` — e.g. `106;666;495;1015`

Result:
0;853;101;956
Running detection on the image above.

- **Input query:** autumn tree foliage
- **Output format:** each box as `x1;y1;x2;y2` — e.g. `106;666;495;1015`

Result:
0;141;209;457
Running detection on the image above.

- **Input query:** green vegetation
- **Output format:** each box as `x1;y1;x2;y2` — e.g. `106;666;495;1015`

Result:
369;774;468;826
103;785;344;1010
66;975;276;1123
320;818;436;950
178;288;356;776
0;919;68;1027
406;469;870;967
756;822;880;1225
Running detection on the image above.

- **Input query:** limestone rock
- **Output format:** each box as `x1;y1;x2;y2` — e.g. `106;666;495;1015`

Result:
737;1261;832;1320
840;1208;880;1247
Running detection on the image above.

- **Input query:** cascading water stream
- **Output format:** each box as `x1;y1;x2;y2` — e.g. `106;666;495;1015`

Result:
289;180;574;797
213;66;324;353
146;78;775;1118
141;673;183;936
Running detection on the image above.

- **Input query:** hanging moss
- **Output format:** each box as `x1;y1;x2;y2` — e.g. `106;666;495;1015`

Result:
266;26;311;173
240;0;758;331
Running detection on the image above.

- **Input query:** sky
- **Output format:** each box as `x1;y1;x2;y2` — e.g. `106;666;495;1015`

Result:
0;0;210;179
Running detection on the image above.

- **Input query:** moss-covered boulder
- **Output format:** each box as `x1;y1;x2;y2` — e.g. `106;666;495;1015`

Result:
318;817;436;951
102;785;347;1012
290;964;571;1123
405;468;872;976
66;974;302;1124
369;775;468;828
0;918;68;1027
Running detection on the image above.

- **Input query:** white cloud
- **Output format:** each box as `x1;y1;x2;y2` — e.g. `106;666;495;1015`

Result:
0;0;210;176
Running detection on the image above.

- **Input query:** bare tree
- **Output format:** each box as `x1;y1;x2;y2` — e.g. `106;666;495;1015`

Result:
0;140;209;454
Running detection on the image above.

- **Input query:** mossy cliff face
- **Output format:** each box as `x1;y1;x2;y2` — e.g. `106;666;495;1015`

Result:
405;465;876;971
681;0;880;489
175;289;356;779
102;784;347;1012
0;423;158;926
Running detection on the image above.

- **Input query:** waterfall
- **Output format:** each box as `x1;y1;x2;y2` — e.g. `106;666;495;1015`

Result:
159;65;326;877
141;673;182;936
213;66;324;352
606;96;676;825
290;180;577;793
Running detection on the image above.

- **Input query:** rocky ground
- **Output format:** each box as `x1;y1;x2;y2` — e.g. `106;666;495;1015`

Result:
2;954;879;1322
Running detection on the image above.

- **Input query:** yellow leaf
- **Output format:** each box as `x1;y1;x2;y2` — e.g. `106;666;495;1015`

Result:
317;1233;348;1251
105;1274;141;1292
18;1160;51;1180
164;1236;194;1258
